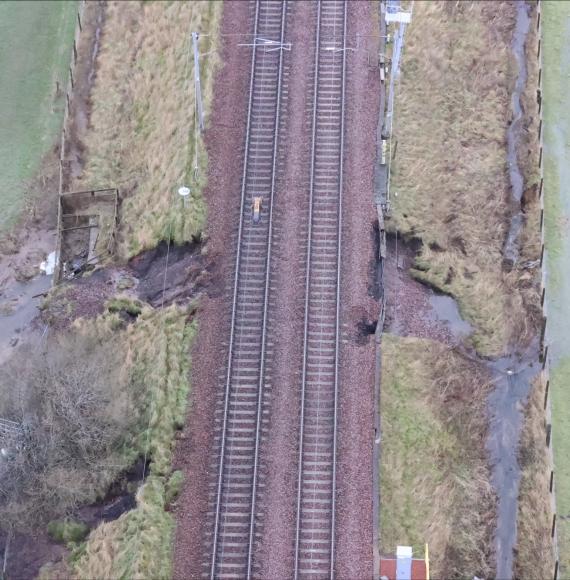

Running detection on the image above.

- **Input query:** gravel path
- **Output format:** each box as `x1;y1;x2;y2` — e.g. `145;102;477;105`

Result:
171;3;251;577
335;3;381;578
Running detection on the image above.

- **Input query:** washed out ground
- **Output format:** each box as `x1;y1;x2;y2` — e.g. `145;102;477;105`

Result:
380;0;542;576
542;0;570;573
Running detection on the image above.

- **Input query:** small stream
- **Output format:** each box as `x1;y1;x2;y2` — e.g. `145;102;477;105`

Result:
503;2;531;266
486;344;538;580
0;275;51;364
490;3;537;579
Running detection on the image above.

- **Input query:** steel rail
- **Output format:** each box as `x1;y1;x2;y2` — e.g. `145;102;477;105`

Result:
330;3;348;575
294;1;347;578
294;0;322;576
209;1;287;578
209;1;261;576
246;0;287;577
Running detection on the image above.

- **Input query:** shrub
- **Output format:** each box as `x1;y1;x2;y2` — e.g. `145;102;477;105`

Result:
47;519;89;545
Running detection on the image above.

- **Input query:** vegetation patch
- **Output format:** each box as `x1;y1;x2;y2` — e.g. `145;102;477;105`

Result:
1;304;196;577
76;0;222;258
550;356;570;572
47;519;89;546
0;1;76;233
380;334;495;578
71;475;175;580
388;0;540;356
542;0;570;571
106;296;143;317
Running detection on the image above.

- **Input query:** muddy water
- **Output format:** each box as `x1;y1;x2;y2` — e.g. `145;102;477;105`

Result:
487;344;538;580
428;294;472;338
504;2;531;266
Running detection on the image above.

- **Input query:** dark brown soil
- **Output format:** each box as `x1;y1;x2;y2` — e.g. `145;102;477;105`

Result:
171;2;252;577
0;530;66;580
383;236;460;345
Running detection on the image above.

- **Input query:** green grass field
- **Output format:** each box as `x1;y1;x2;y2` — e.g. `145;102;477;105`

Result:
0;0;77;233
542;0;570;572
380;335;494;578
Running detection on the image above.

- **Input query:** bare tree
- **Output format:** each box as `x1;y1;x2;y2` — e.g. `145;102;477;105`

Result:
0;333;135;532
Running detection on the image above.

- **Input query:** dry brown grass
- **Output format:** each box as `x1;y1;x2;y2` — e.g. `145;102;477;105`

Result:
513;374;555;579
389;0;541;356
76;1;222;259
380;334;495;579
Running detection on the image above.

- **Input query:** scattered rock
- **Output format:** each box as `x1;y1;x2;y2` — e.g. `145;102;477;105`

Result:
14;263;38;282
117;275;136;290
0;236;19;255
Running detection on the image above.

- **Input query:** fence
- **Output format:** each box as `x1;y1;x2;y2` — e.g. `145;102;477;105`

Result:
58;0;86;196
535;1;561;578
53;1;87;287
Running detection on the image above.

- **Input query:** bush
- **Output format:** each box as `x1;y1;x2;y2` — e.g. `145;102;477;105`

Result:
47;519;89;544
165;470;184;505
107;297;143;317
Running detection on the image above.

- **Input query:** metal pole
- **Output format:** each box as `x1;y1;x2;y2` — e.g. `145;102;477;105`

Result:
2;531;10;578
192;32;205;132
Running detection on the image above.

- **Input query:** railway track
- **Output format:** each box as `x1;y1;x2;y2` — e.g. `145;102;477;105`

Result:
294;1;347;578
206;1;288;578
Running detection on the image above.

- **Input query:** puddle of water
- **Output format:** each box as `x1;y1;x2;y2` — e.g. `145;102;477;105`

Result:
504;2;531;266
0;274;51;364
428;294;473;338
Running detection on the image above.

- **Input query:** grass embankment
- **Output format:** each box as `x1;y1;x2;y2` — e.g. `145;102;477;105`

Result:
542;0;570;572
70;305;196;579
380;334;495;578
0;1;76;234
35;2;222;576
514;375;555;579
76;0;222;259
38;302;196;579
389;0;541;357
